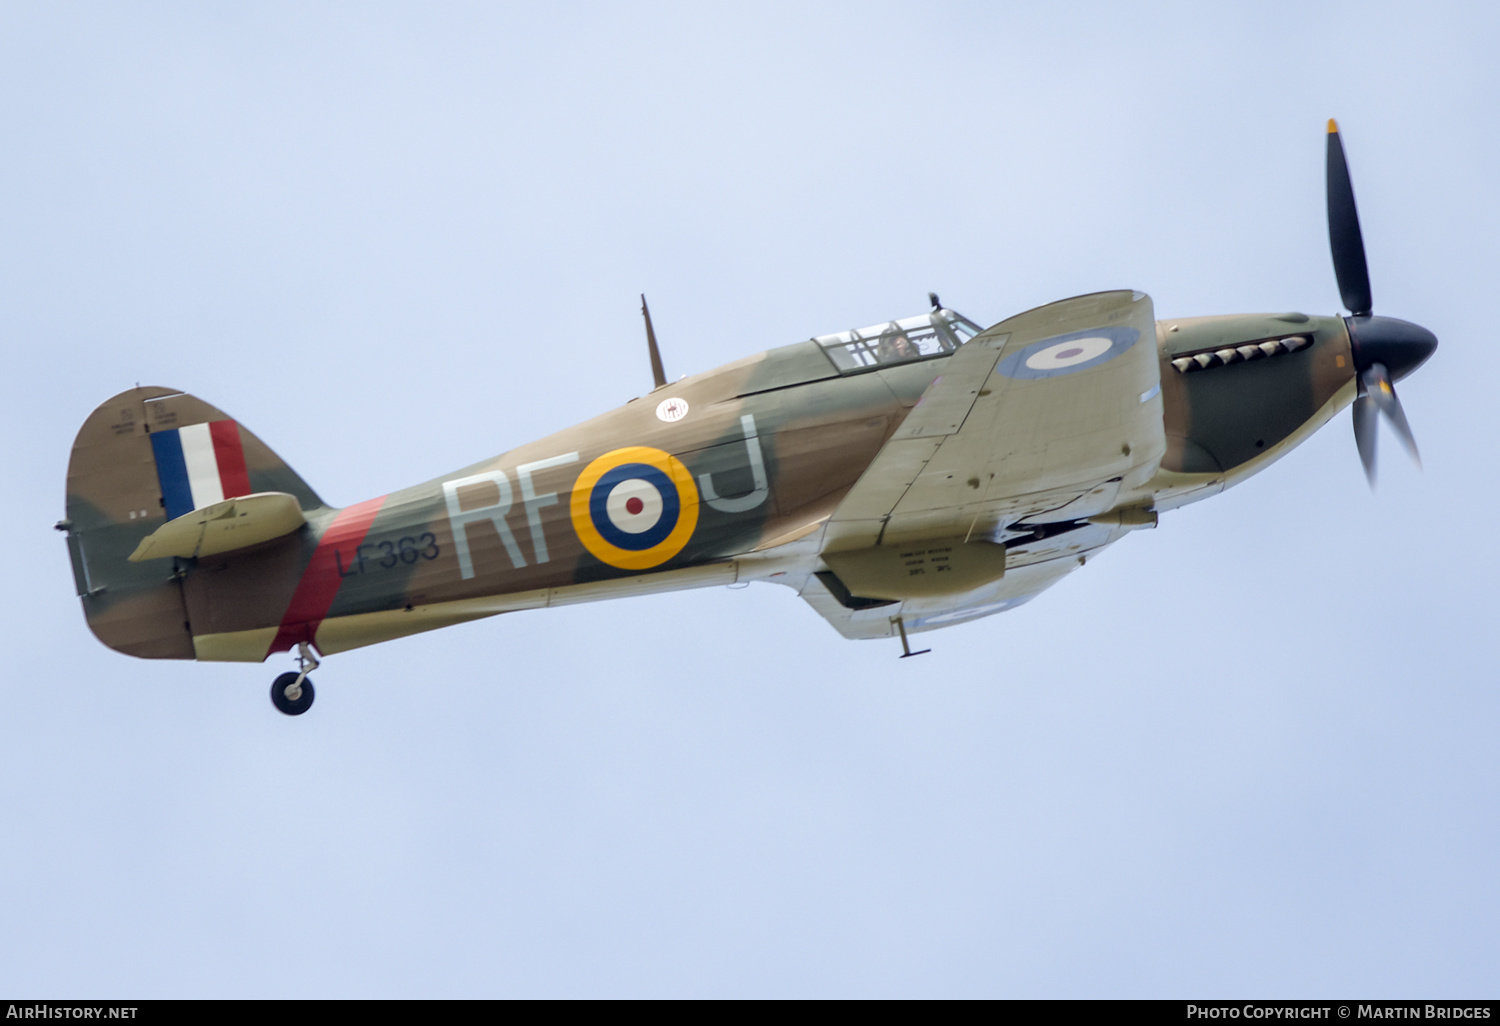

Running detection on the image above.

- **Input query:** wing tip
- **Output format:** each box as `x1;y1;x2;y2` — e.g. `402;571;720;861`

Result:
1327;117;1340;134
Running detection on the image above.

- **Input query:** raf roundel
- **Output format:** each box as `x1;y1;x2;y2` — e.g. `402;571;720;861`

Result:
995;325;1141;380
570;446;700;570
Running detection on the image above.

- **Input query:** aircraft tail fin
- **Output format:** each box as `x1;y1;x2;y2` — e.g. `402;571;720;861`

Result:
61;386;326;659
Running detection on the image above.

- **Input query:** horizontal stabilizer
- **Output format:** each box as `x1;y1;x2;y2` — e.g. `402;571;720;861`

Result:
128;492;306;562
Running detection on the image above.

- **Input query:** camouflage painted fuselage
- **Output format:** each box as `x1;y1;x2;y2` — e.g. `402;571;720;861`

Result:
61;296;1356;662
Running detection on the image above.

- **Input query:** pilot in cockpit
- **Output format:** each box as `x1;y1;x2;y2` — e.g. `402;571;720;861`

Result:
877;332;918;363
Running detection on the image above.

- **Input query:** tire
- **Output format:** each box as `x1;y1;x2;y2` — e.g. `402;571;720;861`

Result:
271;672;315;716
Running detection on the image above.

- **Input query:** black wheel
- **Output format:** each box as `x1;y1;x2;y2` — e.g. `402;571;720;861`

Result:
271;672;315;716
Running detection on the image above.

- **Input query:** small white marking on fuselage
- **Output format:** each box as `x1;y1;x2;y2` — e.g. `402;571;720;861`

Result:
656;397;689;423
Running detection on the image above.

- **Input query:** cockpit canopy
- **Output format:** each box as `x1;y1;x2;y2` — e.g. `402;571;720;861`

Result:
813;307;984;374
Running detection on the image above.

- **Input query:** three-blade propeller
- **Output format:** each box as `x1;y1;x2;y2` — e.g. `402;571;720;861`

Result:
1326;119;1437;488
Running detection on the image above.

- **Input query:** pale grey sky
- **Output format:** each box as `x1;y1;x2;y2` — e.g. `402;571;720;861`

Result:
2;1;1496;997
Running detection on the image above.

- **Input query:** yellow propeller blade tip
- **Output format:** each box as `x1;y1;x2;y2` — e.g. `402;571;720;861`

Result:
1327;118;1340;134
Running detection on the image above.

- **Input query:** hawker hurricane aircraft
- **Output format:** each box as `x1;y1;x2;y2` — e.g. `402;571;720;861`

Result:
60;122;1436;715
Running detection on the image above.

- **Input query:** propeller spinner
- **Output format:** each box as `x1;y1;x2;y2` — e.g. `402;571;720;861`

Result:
1326;119;1437;487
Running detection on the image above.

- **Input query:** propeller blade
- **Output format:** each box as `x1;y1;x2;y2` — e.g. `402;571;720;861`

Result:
1353;389;1379;488
1361;362;1422;468
1327;119;1373;316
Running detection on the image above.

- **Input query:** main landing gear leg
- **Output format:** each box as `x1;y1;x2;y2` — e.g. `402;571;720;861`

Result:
270;641;319;716
895;617;931;659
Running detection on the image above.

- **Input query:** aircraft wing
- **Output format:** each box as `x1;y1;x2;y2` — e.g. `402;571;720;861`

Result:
824;289;1165;549
798;290;1165;640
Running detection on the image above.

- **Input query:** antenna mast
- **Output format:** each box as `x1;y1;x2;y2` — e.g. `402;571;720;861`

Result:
641;294;667;389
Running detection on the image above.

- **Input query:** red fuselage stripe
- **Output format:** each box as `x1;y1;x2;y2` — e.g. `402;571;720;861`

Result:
268;495;387;655
210;419;252;499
